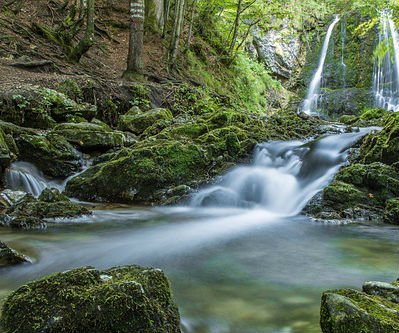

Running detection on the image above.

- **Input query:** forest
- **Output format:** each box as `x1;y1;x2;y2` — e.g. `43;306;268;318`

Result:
0;0;399;332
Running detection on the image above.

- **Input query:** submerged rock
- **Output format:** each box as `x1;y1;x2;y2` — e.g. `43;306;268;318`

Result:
321;281;399;333
0;241;30;267
0;266;182;333
53;121;125;152
15;132;82;177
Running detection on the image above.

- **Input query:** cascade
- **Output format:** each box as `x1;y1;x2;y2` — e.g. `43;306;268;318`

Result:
191;128;374;216
5;162;61;197
373;10;399;112
301;15;340;116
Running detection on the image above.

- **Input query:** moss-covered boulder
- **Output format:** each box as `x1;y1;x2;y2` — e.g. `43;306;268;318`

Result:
65;140;207;203
15;133;81;177
118;107;173;135
321;281;399;333
53;121;125;152
0;241;30;267
359;113;399;165
8;190;91;220
383;198;399;225
0;266;182;333
307;162;399;221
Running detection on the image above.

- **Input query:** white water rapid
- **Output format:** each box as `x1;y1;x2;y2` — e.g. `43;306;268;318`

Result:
373;10;399;112
191;128;374;216
302;15;340;116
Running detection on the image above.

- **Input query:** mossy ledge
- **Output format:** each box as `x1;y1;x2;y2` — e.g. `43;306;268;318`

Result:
0;265;182;333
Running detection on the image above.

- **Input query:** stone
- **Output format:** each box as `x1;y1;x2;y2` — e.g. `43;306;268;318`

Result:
15;132;82;177
0;241;30;267
118;108;173;135
53;122;125;152
0;266;182;333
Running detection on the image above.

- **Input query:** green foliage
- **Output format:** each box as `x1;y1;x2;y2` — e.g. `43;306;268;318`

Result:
130;85;151;110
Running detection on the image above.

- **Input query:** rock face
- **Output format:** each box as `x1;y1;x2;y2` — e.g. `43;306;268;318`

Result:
53;121;125;152
319;88;373;117
252;23;301;79
0;241;30;267
0;266;182;333
301;14;376;117
321;281;399;333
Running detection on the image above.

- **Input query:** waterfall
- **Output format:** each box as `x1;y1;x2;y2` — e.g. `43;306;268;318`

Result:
373;10;399;112
5;162;60;197
341;19;347;88
191;128;374;216
302;15;340;116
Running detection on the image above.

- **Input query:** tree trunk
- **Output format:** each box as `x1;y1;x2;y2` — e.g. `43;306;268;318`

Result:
124;0;145;78
162;0;171;38
229;0;242;58
70;0;95;62
185;0;197;51
168;0;185;71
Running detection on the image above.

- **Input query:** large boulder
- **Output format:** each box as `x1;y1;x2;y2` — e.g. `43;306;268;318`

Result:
65;140;207;203
0;266;182;333
321;281;399;333
118;107;173;135
15;133;82;177
53;121;125;152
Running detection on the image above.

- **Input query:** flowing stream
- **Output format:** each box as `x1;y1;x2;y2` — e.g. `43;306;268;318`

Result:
373;10;399;112
302;15;340;116
0;129;398;333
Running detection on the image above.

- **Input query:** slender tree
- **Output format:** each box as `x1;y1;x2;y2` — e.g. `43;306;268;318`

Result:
168;0;185;71
124;0;145;79
185;0;198;51
70;0;95;62
228;0;242;58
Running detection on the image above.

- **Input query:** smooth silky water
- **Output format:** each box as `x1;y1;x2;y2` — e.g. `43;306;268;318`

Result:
1;129;398;333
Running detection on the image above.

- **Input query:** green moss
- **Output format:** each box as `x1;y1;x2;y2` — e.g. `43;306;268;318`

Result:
0;266;181;333
57;79;83;102
323;181;366;207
